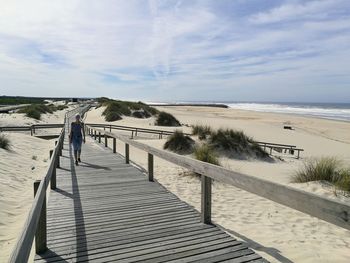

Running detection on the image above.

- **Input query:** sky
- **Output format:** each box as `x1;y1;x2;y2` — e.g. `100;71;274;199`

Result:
0;0;349;102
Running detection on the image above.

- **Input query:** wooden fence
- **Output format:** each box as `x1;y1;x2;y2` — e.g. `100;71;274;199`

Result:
85;123;191;139
86;125;350;231
0;124;64;136
86;123;303;158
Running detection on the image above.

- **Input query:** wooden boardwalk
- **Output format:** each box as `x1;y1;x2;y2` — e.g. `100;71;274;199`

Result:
34;128;265;262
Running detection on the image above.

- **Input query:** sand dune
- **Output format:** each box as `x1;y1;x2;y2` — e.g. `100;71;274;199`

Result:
0;106;74;262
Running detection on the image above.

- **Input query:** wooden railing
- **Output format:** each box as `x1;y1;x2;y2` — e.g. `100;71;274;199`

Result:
85;123;191;139
255;141;304;159
8;106;90;263
0;124;64;136
86;125;350;231
86;123;303;158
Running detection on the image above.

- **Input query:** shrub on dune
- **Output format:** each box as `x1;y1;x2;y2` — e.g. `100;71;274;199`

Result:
132;110;151;119
156;112;181;127
0;134;10;150
209;128;269;159
194;144;220;165
99;99;158;122
192;125;212;140
105;111;122;122
164;131;194;154
292;157;350;192
19;104;53;120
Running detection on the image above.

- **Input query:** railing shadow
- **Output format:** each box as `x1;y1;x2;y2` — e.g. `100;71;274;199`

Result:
79;161;111;170
69;143;89;260
221;227;294;263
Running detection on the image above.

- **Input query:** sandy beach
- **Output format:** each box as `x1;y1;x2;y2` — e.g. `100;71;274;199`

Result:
84;105;350;263
0;105;75;262
1;104;349;262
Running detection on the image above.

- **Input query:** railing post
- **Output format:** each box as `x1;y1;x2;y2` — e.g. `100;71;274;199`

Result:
201;175;212;224
113;138;116;153
125;143;129;164
148;153;154;182
105;135;108;147
131;131;134;139
110;125;112;132
34;180;47;253
50;150;56;189
94;130;97;140
98;132;101;143
30;126;33;136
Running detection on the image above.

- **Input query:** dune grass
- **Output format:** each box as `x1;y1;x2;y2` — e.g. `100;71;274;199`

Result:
194;144;220;165
209;128;269;159
192;125;212;140
99;98;159;122
164;131;195;154
0;96;45;105
0;134;10;150
292;157;350;192
18;104;67;120
155;112;181;127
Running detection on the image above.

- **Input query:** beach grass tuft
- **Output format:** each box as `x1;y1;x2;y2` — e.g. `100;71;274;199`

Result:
292;157;350;192
0;134;11;150
209;128;269;159
164;130;195;154
18;104;68;120
192;125;212;140
155;112;181;127
99;98;159;122
194;144;220;165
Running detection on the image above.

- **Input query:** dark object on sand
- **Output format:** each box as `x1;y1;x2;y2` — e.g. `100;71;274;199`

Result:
284;125;293;130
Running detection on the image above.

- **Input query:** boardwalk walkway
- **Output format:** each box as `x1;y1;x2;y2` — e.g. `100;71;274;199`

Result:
34;122;265;262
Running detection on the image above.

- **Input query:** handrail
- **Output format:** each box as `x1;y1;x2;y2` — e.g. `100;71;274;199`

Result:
255;141;297;148
86;123;303;157
8;106;90;263
87;125;350;231
86;123;191;136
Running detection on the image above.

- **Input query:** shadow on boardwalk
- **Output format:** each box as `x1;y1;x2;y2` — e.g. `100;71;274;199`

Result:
222;228;293;263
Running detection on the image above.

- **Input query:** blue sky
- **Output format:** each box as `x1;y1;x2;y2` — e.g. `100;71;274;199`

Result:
0;0;349;102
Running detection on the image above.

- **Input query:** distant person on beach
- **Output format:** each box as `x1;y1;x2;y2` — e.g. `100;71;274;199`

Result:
69;114;86;165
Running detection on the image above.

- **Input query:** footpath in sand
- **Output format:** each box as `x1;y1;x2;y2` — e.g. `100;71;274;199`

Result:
85;105;350;263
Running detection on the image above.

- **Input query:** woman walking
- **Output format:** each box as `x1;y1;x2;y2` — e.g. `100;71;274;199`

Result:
69;113;86;165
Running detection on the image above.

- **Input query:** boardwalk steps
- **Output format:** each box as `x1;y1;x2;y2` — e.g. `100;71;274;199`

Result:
34;130;265;262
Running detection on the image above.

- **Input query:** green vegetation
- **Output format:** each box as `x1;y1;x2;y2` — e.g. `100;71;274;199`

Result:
194;144;220;165
105;111;122;122
292;157;350;192
0;134;10;150
18;104;68;120
164;131;195;154
209;128;269;159
99;98;159;122
155;112;181;127
192;125;212;140
0;96;45;105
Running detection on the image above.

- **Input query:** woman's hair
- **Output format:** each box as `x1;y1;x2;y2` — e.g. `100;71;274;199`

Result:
75;114;81;120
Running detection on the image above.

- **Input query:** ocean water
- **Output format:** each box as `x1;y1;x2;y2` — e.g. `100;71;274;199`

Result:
226;102;350;122
149;101;350;122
